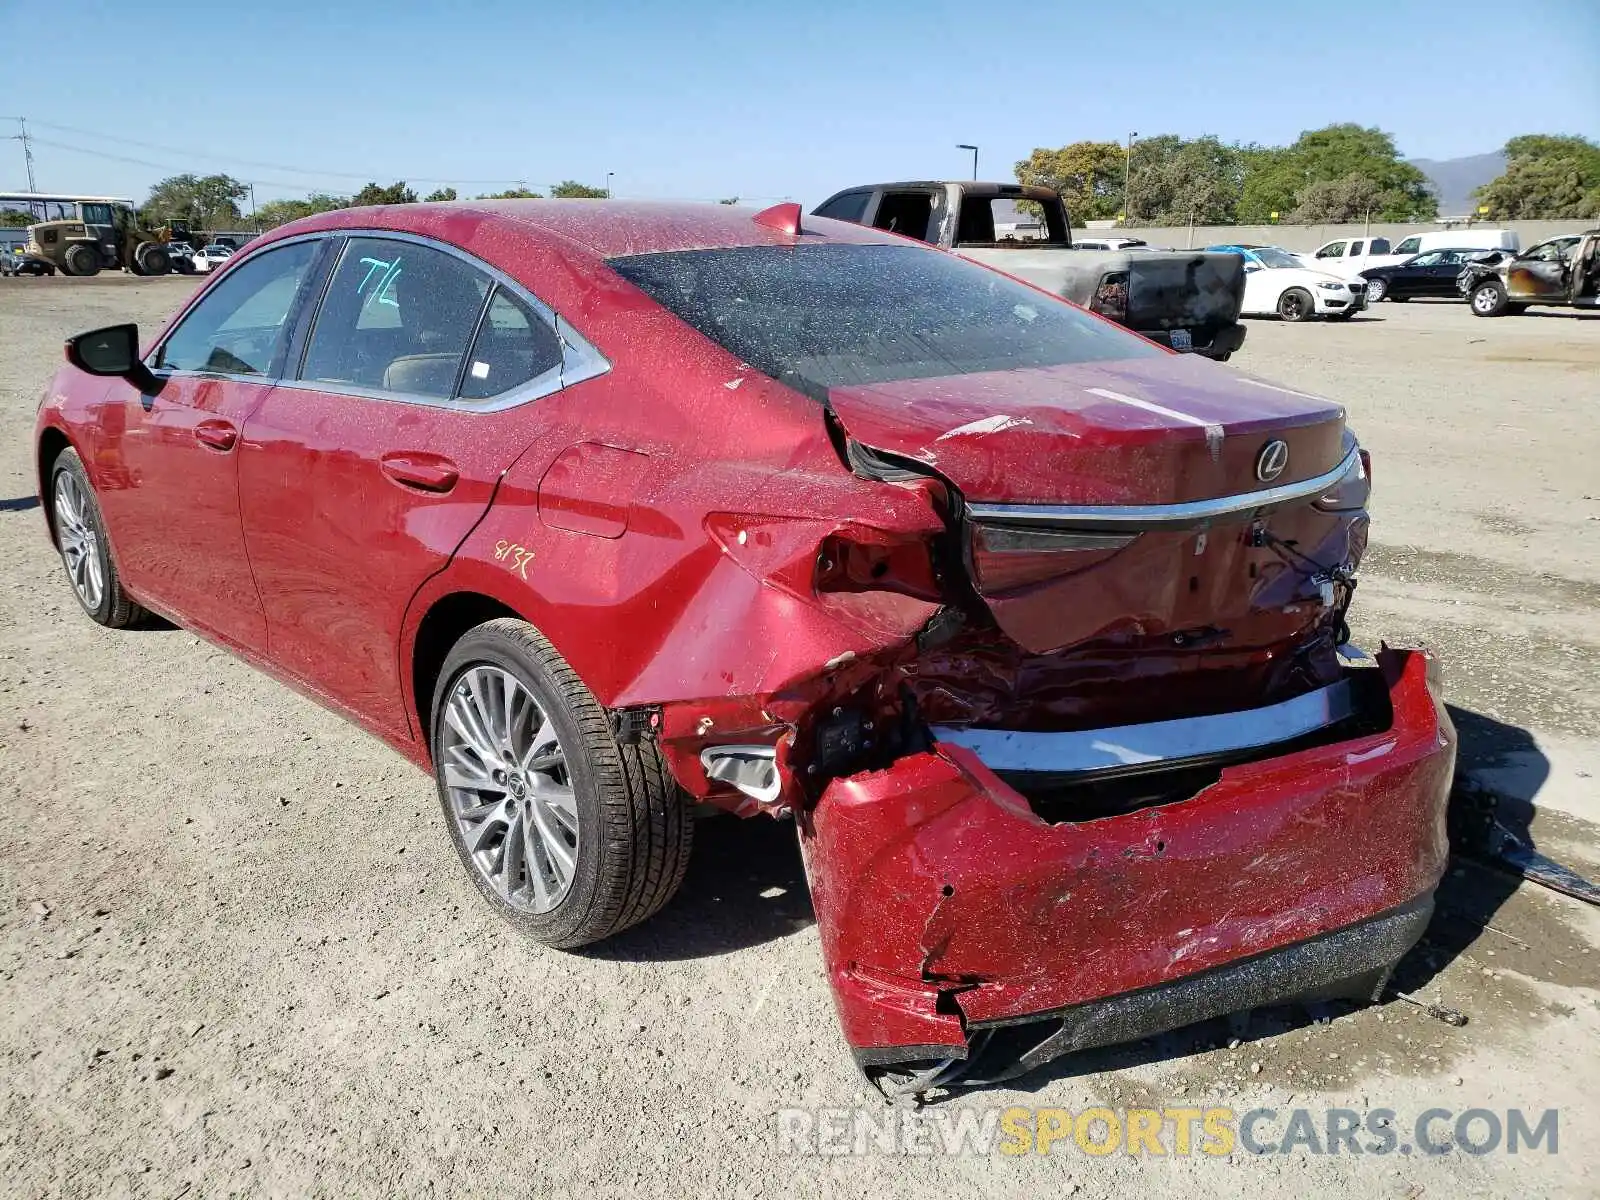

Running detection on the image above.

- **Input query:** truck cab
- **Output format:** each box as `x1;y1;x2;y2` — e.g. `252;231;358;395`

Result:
813;181;1247;361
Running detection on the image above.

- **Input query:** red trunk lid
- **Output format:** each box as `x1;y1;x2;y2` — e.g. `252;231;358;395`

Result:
827;353;1346;506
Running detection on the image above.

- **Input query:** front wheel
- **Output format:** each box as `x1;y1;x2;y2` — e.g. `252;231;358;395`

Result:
1471;279;1509;316
431;618;693;949
1366;278;1388;303
49;448;145;627
1277;287;1313;322
135;244;171;276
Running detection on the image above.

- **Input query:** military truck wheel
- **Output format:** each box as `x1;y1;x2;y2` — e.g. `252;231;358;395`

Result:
136;245;171;276
64;245;101;277
1277;288;1313;322
1471;279;1509;317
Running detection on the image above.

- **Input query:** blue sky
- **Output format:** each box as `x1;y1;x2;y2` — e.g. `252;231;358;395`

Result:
4;0;1597;208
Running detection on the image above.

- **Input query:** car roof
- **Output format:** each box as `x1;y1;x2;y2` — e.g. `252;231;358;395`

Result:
263;199;901;260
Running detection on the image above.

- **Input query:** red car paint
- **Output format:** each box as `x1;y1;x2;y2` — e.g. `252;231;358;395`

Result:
802;648;1454;1056
34;199;1452;1084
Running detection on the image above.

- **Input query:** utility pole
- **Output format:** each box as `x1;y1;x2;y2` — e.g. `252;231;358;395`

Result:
1124;132;1138;224
11;117;37;191
249;183;258;230
606;171;615;199
958;144;978;181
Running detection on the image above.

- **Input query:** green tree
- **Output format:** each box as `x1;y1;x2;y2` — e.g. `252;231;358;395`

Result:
424;186;458;202
1475;135;1600;218
0;208;32;227
252;193;349;231
1252;125;1436;221
544;180;604;197
1014;141;1125;221
350;181;418;206
549;180;608;198
142;173;250;229
1125;135;1248;224
1288;173;1388;223
476;187;542;199
1236;145;1302;222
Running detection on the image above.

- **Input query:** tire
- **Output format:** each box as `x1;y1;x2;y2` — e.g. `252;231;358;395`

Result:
1471;279;1509;317
1277;287;1313;322
1366;278;1387;303
136;244;171;276
64;244;100;277
430;618;692;949
49;448;146;628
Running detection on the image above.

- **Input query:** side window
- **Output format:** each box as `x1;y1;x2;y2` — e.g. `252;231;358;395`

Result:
1411;252;1440;266
1370;237;1391;254
1350;240;1365;256
157;240;318;376
301;237;489;398
1316;241;1347;259
1393;237;1421;255
814;192;871;224
458;286;563;402
872;192;936;243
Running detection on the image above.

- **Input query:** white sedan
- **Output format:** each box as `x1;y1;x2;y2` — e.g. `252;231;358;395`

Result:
1207;244;1368;322
191;244;234;273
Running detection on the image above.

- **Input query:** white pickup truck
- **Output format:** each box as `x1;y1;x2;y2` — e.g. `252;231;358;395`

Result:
1300;230;1520;279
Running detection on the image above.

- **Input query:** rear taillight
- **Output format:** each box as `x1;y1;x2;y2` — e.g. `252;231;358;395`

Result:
1089;270;1129;322
1314;447;1371;512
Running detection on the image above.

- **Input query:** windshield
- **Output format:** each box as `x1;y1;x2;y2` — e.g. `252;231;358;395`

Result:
1252;246;1304;269
608;243;1157;400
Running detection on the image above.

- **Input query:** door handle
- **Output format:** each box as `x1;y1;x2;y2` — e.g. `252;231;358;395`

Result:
194;419;238;452
380;452;459;493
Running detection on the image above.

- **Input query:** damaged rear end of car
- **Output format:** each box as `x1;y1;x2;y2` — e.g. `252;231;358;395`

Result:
605;235;1456;1095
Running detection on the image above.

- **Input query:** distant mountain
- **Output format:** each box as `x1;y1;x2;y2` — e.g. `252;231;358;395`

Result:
1410;151;1507;215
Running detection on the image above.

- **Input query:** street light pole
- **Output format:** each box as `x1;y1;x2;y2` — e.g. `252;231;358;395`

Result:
1124;132;1138;224
606;172;615;199
957;144;978;181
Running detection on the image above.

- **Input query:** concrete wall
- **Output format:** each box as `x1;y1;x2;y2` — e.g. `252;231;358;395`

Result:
1111;220;1586;252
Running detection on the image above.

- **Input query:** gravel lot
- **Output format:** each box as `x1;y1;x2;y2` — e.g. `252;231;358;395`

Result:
2;275;1597;1198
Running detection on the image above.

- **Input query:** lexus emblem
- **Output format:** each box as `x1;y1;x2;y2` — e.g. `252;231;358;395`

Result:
1255;439;1289;482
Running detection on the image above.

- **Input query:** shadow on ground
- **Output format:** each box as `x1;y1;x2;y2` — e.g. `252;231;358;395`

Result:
0;496;40;513
584;811;814;962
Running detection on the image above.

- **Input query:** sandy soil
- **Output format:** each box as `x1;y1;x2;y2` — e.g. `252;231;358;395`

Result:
1;276;1596;1198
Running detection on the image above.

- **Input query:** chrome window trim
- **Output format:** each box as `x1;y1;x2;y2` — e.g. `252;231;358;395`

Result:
932;677;1355;779
145;228;611;412
966;444;1361;533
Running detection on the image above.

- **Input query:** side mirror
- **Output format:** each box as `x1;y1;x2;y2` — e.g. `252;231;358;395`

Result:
64;323;160;393
1243;262;1262;273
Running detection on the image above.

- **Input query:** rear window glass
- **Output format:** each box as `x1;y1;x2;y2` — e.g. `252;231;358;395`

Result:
607;243;1156;399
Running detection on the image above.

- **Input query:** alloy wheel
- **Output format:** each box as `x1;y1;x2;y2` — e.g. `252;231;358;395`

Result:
1367;279;1387;303
54;471;104;611
440;665;579;914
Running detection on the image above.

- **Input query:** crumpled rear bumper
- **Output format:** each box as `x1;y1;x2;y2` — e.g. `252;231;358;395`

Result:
799;647;1455;1079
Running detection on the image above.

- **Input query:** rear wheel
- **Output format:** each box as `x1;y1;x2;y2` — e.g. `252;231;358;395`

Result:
431;618;692;948
1277;287;1313;322
64;244;100;277
49;449;145;628
1366;278;1388;303
1471;279;1509;317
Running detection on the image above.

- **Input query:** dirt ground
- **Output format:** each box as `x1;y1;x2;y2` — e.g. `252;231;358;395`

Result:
1;276;1596;1198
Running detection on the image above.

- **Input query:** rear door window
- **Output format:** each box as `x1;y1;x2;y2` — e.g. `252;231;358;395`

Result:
300;237;489;398
458;287;563;401
813;192;871;224
871;192;936;242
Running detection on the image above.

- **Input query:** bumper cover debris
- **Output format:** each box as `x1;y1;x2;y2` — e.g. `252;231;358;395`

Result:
799;647;1455;1087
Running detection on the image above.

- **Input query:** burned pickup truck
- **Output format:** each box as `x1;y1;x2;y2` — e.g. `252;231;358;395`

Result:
813;181;1248;361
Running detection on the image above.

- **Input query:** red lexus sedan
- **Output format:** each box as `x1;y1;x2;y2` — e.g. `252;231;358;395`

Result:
35;199;1454;1095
